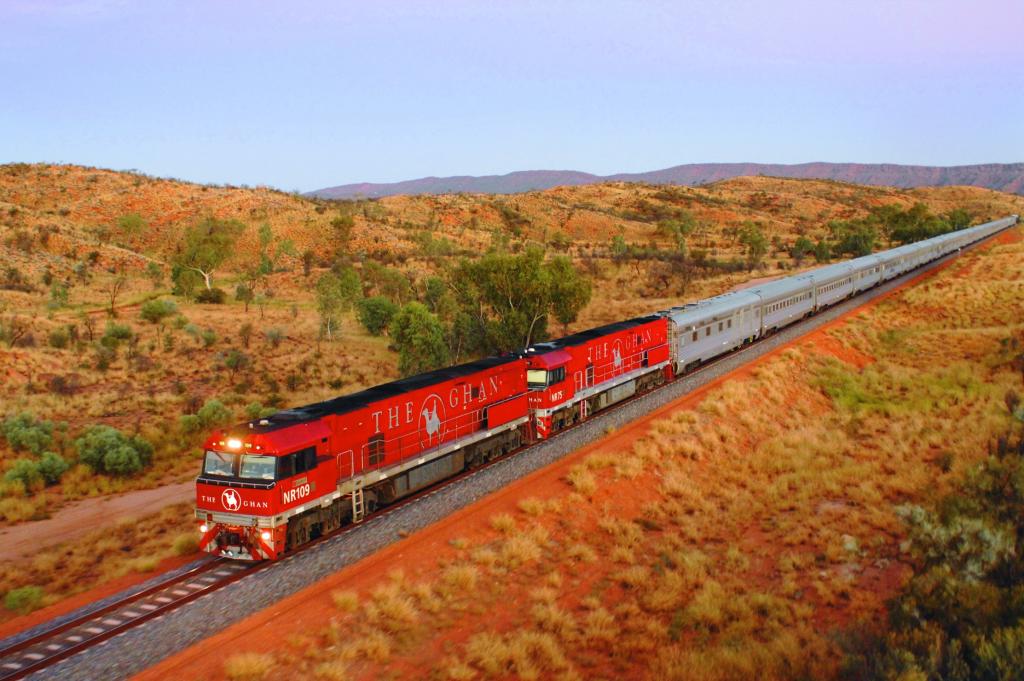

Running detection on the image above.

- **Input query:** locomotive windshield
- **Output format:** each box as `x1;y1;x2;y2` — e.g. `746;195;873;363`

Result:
203;450;235;477
239;455;276;480
202;451;276;480
527;369;548;390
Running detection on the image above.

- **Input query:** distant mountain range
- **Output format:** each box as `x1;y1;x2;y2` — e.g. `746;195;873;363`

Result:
309;162;1024;199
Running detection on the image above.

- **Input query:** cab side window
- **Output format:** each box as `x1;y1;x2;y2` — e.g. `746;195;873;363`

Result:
277;454;295;479
298;447;317;472
282;446;318;477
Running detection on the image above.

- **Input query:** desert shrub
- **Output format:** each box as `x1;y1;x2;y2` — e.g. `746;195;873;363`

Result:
48;326;69;349
222;349;250;377
94;344;115;371
172;533;199;556
195;287;227;304
201;328;217;347
2;412;55;455
139;298;177;325
356;296;399;336
265;328;285;347
100;322;133;348
3;458;43;492
75;425;153;476
224;652;274;681
245;402;274;420
4;586;43;614
38;452;70;484
179;414;202;434
48;374;81;396
840;434;1024;680
197;399;232;428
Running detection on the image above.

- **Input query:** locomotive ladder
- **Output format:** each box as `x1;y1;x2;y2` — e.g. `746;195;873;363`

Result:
351;482;366;523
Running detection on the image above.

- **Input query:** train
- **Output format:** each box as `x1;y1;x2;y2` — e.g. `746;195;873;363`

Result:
195;214;1018;560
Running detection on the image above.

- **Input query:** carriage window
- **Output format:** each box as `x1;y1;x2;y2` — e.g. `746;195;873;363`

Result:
727;319;732;328
367;435;385;466
718;322;723;332
550;366;566;384
705;327;711;337
692;331;698;342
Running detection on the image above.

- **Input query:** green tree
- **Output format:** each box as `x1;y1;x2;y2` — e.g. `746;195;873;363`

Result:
830;219;878;257
3;458;43;491
139;299;177;342
1;412;55;455
790;236;815;264
392;302;450;377
256;222;296;276
173;217;245;291
145;262;163;289
223;349;250;378
235;282;255;312
76;425;153;476
547;256;593;332
315;268;361;340
37;452;69;485
448;246;592;354
356;296;399;336
738;222;769;270
814;240;832;264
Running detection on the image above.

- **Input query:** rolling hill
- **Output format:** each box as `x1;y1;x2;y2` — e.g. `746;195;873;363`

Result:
310;162;1024;199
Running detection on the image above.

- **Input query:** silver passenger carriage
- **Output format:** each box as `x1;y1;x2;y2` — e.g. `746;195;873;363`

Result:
659;290;761;373
746;275;815;332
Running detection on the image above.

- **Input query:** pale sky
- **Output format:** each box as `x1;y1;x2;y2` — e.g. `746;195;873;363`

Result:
1;0;1022;191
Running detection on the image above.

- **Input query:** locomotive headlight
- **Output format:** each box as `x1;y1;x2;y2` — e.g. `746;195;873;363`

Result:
227;438;242;450
260;530;272;542
199;524;209;533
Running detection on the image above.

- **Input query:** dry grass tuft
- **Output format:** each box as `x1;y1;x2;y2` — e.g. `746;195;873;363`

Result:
331;589;358;612
490;513;517;534
565;465;597;496
223;653;275;681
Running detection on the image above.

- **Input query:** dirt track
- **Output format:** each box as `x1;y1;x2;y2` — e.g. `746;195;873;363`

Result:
0;481;193;562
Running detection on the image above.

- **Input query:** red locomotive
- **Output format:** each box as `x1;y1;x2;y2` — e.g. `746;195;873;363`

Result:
525;315;670;437
194;316;671;560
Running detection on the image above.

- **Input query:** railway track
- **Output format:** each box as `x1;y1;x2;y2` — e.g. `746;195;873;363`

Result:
0;560;259;680
0;225;1014;681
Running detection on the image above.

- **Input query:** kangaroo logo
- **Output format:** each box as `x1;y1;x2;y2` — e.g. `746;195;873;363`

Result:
612;345;623;369
419;394;446;447
222;488;241;512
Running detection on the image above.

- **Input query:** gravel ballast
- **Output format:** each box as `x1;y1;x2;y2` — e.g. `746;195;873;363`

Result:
34;243;991;680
